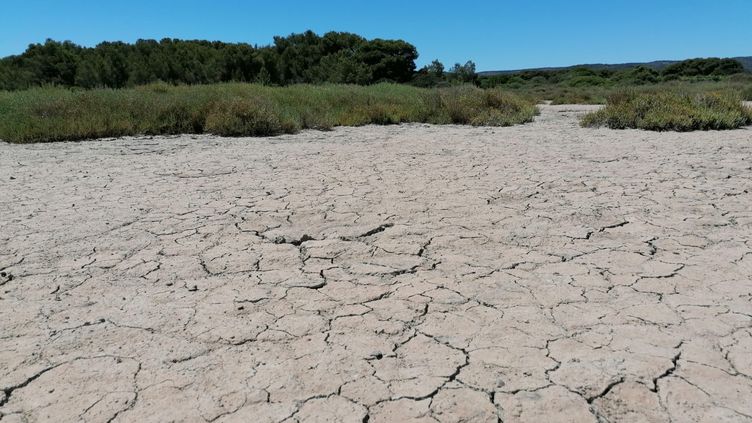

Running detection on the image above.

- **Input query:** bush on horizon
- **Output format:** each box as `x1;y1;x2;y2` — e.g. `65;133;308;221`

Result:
0;83;538;143
581;91;752;131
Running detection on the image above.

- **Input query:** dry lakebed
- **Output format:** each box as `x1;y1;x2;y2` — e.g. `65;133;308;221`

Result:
1;105;752;422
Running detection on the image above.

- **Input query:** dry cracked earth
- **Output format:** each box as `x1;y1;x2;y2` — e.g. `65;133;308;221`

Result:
1;104;752;423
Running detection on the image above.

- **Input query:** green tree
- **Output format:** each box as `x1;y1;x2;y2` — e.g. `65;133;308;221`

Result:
426;59;445;78
358;39;418;83
0;31;421;89
450;61;477;84
411;59;447;87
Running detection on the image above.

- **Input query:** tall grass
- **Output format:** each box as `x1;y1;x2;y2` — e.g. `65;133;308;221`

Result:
581;91;752;131
0;83;538;143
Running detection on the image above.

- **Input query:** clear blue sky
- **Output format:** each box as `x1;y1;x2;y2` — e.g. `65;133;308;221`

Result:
1;0;750;71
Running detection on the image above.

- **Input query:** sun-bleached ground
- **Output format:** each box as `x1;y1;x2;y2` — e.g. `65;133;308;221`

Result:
1;105;751;422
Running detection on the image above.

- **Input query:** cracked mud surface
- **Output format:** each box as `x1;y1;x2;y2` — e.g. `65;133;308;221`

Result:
1;104;752;422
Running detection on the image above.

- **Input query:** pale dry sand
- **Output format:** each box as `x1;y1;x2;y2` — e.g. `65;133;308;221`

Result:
1;105;752;422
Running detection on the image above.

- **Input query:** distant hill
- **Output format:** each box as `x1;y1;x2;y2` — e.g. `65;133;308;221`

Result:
479;56;752;76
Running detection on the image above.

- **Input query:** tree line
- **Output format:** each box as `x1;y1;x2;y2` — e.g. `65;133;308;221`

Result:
1;30;746;91
0;31;479;90
479;58;746;89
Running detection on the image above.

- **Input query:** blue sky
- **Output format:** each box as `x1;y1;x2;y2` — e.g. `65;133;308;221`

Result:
1;0;750;71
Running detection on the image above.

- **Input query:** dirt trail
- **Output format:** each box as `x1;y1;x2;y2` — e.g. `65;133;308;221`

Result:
1;105;752;422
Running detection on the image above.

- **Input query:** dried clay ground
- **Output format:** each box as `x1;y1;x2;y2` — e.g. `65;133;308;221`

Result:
1;105;752;423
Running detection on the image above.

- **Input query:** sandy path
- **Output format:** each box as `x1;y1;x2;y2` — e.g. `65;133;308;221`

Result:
1;105;751;422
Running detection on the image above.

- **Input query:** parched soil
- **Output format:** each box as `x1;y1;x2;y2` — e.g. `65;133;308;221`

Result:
1;105;751;423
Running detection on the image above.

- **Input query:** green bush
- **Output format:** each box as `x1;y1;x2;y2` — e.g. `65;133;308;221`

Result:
0;83;538;143
661;58;745;80
205;98;288;136
440;86;485;124
436;86;537;126
473;89;539;125
581;91;752;131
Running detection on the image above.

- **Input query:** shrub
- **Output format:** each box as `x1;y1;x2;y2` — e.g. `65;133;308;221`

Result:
581;91;752;131
0;83;538;143
435;86;536;125
662;58;745;79
440;86;486;124
473;90;538;126
205;98;287;136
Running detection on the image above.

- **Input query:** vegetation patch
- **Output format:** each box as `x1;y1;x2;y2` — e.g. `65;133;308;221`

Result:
438;86;536;125
0;83;537;143
479;60;752;105
581;91;752;131
0;33;420;89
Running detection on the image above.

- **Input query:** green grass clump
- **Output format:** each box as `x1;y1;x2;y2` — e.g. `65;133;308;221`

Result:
439;86;538;125
204;97;292;136
0;83;537;143
580;91;752;131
